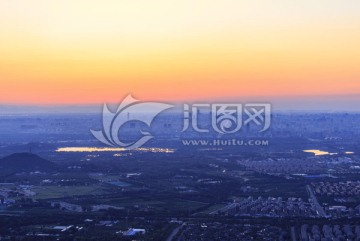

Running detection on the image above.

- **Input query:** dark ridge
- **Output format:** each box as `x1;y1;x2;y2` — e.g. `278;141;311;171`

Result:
0;152;57;172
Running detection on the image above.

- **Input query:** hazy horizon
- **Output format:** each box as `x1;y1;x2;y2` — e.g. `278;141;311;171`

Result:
1;94;360;113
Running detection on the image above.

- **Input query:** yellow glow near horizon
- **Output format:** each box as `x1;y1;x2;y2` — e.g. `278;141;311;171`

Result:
303;149;338;156
1;0;360;104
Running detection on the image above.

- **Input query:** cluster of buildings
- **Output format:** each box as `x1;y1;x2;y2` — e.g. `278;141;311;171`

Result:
175;223;287;241
0;197;15;206
51;201;83;212
299;224;360;241
238;158;325;175
324;205;360;219
229;196;317;217
0;219;147;240
312;181;360;196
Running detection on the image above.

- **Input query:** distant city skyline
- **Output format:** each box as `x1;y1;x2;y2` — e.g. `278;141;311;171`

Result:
1;1;359;106
1;94;360;113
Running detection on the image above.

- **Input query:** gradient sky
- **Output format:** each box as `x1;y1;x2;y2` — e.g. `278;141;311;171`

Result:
0;0;359;105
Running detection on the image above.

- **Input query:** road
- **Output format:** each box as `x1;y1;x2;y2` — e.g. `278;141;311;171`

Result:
306;185;326;217
166;223;185;241
291;226;297;241
210;203;237;215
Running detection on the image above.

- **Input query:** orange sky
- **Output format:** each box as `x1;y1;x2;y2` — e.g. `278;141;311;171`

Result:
0;0;360;104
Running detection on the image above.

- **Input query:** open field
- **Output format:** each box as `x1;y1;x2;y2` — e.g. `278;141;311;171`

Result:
31;185;109;199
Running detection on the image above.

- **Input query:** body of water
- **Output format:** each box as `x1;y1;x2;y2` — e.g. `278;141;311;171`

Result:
56;147;175;153
107;181;131;187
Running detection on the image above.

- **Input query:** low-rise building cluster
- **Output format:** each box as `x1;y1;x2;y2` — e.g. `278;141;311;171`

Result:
238;158;325;175
176;223;287;241
312;181;360;196
324;205;360;219
229;196;317;217
299;224;360;241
